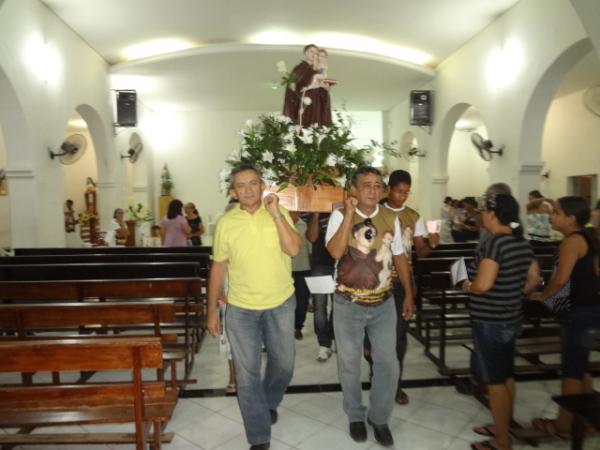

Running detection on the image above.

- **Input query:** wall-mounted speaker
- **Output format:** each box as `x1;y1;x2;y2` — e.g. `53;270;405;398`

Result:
116;90;137;127
409;90;432;126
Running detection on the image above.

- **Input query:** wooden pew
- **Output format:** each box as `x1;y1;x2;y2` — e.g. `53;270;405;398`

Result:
0;278;203;379
0;337;177;449
0;301;187;386
15;246;213;255
0;261;201;281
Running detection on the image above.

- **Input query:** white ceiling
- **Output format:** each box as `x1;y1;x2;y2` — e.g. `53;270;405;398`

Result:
42;0;522;112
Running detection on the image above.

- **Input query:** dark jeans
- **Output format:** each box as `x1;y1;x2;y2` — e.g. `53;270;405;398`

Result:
560;305;600;379
364;281;408;391
293;270;311;331
311;264;335;347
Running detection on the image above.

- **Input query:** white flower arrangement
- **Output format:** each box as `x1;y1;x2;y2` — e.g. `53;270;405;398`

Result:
220;112;398;194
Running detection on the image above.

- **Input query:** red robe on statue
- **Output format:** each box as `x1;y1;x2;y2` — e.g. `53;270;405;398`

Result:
282;60;315;124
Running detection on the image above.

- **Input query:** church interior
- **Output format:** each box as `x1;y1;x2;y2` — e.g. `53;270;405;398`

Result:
0;0;599;449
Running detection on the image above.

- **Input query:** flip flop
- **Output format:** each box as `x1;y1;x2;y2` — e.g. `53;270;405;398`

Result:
470;439;500;450
225;383;237;394
531;417;569;440
473;425;495;437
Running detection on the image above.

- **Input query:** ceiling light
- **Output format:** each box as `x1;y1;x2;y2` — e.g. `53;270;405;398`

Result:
248;30;432;66
249;30;303;46
310;32;432;66
67;119;87;129
122;38;195;61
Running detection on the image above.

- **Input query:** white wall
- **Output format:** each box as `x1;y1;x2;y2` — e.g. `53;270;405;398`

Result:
136;109;383;233
447;126;490;199
384;0;590;221
542;88;600;201
0;0;117;247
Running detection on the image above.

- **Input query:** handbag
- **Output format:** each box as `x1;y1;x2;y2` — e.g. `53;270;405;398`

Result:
543;253;571;314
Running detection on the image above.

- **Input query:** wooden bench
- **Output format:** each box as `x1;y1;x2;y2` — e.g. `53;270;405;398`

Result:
15;246;213;255
0;301;189;387
0;261;202;281
0;278;203;379
0;337;177;449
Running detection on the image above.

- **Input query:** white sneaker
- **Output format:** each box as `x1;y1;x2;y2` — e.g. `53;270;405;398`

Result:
317;346;332;362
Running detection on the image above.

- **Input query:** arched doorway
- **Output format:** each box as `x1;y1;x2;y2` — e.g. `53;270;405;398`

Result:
446;105;490;201
538;45;600;205
519;38;595;204
58;113;98;247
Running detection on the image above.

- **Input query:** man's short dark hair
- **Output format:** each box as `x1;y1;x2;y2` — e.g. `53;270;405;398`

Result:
229;164;262;189
388;170;411;188
352;166;382;187
303;44;318;53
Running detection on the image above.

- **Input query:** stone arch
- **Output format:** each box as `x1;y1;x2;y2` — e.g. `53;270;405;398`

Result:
435;102;472;174
519;38;593;163
75;103;110;174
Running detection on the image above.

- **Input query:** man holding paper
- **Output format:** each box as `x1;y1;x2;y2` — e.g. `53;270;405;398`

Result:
326;166;414;447
206;164;302;450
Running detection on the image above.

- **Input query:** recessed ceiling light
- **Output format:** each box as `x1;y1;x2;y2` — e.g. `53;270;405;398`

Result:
122;38;195;61
248;30;432;66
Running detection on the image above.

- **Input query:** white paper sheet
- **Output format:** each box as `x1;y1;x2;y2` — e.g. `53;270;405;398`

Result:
304;275;336;294
450;257;468;286
426;219;442;234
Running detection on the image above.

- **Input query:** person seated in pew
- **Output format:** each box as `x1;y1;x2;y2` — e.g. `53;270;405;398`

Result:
462;194;540;450
105;208;130;247
451;197;480;242
529;196;600;440
142;225;162;247
363;169;440;406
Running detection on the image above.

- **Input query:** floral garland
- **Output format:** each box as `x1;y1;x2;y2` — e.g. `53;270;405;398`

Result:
79;211;98;224
127;202;153;222
220;112;394;194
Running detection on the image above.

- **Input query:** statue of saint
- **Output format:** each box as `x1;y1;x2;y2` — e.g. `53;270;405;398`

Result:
282;45;335;128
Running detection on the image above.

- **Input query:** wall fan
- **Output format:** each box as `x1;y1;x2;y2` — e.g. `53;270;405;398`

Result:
48;133;87;164
471;133;503;161
405;146;426;159
121;142;143;163
583;85;600;117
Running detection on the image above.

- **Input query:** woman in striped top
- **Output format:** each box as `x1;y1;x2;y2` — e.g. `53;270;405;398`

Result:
463;194;541;450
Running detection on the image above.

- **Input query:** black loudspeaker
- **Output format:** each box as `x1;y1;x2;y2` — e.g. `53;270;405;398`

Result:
116;90;137;127
409;90;432;126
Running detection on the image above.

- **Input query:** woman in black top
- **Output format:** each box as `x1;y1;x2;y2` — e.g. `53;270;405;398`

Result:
463;195;540;450
184;202;205;246
530;196;600;439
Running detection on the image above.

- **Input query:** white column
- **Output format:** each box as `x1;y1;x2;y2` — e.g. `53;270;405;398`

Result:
96;180;117;231
6;166;41;248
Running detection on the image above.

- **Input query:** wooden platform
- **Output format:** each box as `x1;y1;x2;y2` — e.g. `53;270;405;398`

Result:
268;183;345;212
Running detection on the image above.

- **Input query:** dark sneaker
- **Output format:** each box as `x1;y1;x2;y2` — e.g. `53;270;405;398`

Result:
349;421;367;442
249;443;270;450
270;409;278;424
367;418;394;447
294;329;303;340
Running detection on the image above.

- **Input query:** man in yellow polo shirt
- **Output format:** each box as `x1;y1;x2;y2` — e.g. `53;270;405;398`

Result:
207;164;301;450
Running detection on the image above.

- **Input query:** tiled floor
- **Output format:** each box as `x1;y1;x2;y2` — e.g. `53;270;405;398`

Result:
2;324;600;449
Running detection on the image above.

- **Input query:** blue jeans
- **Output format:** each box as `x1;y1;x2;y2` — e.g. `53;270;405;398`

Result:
312;264;335;347
225;295;296;445
333;293;399;424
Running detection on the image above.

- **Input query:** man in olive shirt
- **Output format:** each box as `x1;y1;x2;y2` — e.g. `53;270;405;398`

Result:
207;165;301;450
